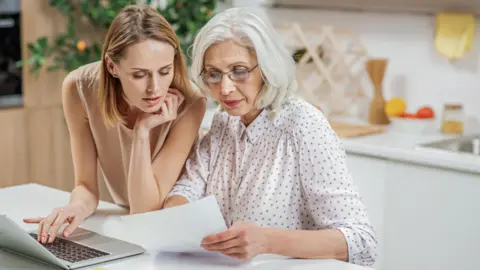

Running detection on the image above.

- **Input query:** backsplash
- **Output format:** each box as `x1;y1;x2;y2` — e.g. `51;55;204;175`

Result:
233;2;480;133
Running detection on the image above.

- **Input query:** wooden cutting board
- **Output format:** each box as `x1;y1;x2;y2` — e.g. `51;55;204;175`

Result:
329;121;386;138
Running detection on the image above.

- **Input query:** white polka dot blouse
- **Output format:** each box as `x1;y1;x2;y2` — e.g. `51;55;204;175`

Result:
168;98;377;266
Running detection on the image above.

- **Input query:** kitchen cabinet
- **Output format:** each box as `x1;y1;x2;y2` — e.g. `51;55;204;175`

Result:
23;107;73;191
382;161;480;270
346;151;480;270
0;105;113;203
0;108;28;188
346;154;387;270
23;106;113;203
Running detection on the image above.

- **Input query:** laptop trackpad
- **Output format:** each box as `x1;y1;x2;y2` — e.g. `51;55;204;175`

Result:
68;230;113;247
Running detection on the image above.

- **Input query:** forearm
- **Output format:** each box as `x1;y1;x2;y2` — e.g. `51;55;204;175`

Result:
127;130;161;214
68;184;99;219
162;195;189;209
264;228;348;261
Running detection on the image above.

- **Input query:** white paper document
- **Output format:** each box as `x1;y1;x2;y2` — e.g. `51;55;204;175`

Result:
100;196;227;253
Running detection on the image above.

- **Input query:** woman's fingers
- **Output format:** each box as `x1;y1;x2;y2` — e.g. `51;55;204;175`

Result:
168;88;184;106
23;217;46;242
171;94;179;110
63;216;81;238
221;247;247;255
202;228;239;245
202;237;241;251
37;219;45;242
40;210;61;243
23;217;44;223
37;219;44;242
48;211;69;243
164;96;174;117
160;101;169;117
168;88;181;96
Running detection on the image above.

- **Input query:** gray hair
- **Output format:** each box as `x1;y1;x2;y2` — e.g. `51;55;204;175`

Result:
190;7;297;116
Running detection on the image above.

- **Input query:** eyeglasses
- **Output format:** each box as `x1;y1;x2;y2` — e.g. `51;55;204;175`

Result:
200;64;258;84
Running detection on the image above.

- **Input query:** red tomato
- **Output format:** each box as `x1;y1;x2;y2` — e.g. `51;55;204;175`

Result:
416;107;435;119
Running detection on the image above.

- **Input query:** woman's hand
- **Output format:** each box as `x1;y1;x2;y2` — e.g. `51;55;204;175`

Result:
201;222;270;259
134;88;185;135
23;203;87;244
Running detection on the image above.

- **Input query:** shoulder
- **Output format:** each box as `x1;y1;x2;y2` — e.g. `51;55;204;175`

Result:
196;108;232;140
63;61;101;94
210;109;233;131
274;98;338;143
62;62;101;114
177;91;207;123
66;61;101;96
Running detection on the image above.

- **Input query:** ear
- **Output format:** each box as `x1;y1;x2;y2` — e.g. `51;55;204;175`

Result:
104;55;118;77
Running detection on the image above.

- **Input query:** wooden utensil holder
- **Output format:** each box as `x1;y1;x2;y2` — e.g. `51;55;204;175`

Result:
367;59;390;125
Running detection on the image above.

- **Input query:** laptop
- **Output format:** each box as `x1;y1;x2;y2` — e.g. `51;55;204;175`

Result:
0;215;146;269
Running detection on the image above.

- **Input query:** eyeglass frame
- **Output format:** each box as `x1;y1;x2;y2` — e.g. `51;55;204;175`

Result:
199;64;259;84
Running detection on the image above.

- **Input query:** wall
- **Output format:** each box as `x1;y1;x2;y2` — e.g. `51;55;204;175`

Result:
233;1;480;133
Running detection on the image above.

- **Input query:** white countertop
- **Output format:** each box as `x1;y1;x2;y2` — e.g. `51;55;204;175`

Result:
0;184;372;270
342;130;480;174
201;108;480;175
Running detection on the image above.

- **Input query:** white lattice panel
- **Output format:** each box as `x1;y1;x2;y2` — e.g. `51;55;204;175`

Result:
275;22;370;117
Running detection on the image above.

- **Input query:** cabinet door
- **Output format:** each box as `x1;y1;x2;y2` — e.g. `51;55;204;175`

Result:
24;107;113;203
383;161;480;270
24;107;74;191
346;153;387;270
0;108;28;188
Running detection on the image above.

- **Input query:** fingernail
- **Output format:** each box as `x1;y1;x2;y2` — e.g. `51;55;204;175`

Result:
42;236;46;243
64;230;69;237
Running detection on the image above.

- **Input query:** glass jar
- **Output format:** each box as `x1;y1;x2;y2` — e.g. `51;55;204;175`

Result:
441;104;465;135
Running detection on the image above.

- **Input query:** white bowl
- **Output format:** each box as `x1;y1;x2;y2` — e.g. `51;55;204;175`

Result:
389;117;437;134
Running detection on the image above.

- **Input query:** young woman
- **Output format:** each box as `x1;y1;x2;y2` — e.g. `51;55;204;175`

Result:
23;4;206;244
163;7;377;266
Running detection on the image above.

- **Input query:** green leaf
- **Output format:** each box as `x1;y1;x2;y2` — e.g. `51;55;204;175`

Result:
186;21;197;32
38;37;48;49
47;64;59;72
27;43;36;53
55;35;67;47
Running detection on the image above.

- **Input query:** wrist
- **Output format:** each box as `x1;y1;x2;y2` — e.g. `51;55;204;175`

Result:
263;228;278;255
263;228;290;255
70;201;89;219
163;195;189;209
133;126;149;140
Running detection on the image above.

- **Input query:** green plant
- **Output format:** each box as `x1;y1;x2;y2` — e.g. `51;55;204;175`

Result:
18;0;222;76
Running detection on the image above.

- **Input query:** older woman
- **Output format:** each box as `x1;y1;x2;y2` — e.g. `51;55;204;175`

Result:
163;7;377;266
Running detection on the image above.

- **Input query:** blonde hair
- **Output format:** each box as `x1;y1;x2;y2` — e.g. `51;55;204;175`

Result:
98;4;194;127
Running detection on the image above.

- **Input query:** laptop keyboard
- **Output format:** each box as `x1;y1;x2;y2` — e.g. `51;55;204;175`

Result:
29;233;110;263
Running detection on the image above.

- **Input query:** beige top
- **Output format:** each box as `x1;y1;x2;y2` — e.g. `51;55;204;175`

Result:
73;61;204;207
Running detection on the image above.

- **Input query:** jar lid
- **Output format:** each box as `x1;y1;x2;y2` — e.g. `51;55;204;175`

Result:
444;103;463;110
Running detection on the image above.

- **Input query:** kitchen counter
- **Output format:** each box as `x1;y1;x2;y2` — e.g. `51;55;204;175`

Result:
342;130;480;174
201;107;480;175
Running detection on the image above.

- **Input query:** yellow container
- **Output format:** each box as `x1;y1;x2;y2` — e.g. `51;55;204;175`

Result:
441;104;465;135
